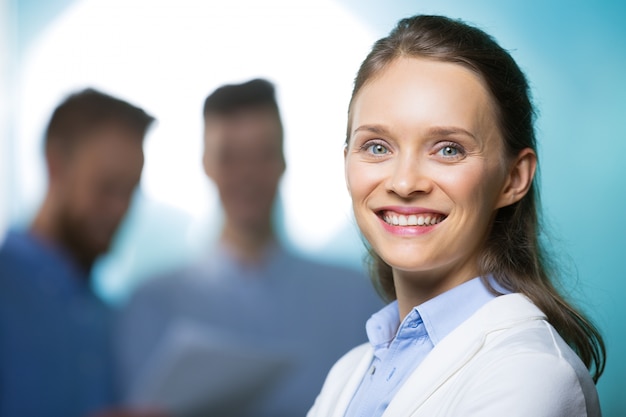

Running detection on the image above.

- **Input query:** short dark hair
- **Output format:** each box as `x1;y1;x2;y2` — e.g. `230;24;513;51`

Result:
202;78;280;118
45;88;154;153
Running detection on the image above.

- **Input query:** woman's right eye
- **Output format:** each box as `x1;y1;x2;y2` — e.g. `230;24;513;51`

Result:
363;141;389;155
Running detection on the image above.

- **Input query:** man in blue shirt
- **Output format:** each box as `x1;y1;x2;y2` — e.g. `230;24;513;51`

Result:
116;79;383;417
0;89;160;417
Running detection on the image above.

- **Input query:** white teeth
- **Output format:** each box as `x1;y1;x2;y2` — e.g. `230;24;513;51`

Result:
383;213;444;227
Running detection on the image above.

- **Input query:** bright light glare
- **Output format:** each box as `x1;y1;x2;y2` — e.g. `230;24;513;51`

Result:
16;0;376;299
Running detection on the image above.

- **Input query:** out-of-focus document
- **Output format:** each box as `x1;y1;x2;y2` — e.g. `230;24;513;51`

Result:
127;320;291;417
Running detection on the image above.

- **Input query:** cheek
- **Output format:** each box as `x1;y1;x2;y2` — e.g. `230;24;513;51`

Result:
67;179;96;213
346;160;381;201
438;163;505;212
346;171;365;206
261;165;283;186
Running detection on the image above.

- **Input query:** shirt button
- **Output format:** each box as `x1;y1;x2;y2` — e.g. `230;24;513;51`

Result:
409;321;419;328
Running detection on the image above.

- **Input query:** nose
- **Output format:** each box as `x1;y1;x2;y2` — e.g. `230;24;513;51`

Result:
386;154;433;198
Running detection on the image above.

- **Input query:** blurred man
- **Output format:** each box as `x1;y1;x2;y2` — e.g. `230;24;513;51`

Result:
116;79;382;417
0;88;160;417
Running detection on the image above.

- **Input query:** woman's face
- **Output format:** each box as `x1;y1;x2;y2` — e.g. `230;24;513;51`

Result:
346;57;514;297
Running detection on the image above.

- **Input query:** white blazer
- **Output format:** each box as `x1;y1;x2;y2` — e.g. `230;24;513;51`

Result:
308;294;600;417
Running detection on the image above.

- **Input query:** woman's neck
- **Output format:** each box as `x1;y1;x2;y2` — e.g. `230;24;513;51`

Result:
392;268;478;319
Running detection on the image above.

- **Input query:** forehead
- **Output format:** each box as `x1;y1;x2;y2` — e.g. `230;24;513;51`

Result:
204;106;282;150
70;123;144;174
350;57;498;136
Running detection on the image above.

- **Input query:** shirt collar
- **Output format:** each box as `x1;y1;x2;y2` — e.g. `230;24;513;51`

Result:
3;229;91;293
365;299;401;349
365;276;502;349
416;276;500;345
201;240;284;281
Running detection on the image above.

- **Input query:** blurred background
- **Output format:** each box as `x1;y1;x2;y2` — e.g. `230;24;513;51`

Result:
1;0;624;415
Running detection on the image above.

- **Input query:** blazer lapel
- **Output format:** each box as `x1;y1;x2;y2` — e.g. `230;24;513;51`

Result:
382;294;545;416
326;344;375;417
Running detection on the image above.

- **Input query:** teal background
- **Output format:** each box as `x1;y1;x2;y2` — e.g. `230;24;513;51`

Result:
344;2;626;414
2;1;625;415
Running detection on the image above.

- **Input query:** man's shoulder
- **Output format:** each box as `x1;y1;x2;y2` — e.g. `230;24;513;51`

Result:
0;230;30;262
0;231;51;282
281;249;367;279
129;260;211;300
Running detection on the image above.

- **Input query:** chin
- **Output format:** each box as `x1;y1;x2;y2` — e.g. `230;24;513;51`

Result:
87;234;113;256
377;250;446;275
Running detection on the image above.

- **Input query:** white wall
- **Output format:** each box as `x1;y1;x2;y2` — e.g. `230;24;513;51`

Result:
0;0;11;242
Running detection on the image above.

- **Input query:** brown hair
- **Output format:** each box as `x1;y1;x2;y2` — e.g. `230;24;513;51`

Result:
203;78;280;119
347;14;605;382
45;88;154;154
202;78;284;152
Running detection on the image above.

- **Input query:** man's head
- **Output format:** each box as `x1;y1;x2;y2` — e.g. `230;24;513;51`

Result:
42;88;154;270
202;79;285;241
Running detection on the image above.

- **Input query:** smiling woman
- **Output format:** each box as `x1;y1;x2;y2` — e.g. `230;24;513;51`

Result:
345;57;523;309
308;14;605;417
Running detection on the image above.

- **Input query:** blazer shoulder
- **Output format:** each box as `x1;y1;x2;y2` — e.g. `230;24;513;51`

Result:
435;310;601;417
443;342;600;416
386;294;600;417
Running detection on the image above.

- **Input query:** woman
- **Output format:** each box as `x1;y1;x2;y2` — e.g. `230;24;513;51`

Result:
307;14;605;417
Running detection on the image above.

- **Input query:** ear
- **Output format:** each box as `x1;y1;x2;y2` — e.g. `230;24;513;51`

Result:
279;152;287;175
202;123;217;181
496;147;537;209
202;148;214;180
45;145;68;182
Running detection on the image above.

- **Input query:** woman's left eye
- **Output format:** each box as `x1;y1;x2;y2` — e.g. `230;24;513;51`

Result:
436;143;464;158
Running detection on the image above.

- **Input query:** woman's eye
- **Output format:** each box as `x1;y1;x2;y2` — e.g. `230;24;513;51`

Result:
437;143;464;158
441;146;457;156
366;143;389;155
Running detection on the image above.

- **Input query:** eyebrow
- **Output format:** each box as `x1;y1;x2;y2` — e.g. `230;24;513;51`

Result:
351;124;477;140
426;126;477;140
351;124;390;137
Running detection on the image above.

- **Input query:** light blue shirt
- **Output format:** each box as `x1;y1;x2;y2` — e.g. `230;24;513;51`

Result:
116;242;383;417
344;277;501;417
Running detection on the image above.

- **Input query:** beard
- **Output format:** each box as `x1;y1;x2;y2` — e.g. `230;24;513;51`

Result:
55;208;112;275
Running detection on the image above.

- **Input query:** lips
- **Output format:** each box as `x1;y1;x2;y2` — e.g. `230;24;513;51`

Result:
380;210;446;227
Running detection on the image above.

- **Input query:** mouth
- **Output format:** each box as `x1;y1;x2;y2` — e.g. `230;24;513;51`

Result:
379;210;447;227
